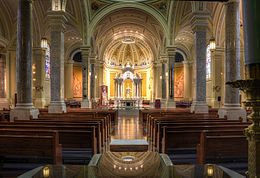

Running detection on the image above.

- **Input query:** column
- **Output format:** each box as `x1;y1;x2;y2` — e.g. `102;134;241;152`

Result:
166;47;176;108
10;0;39;120
90;56;96;100
0;54;9;110
64;60;74;99
218;0;246;120
81;46;91;108
242;0;260;177
95;60;103;99
33;48;46;108
183;60;192;100
161;57;167;107
48;10;67;113
190;13;209;113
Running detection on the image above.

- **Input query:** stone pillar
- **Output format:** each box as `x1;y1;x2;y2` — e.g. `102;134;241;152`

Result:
166;47;176;108
114;79;118;99
95;60;103;99
161;57;167;107
183;60;192;100
190;13;209;113
242;0;260;177
81;46;91;108
10;0;39;120
218;0;246;120
90;62;95;100
64;60;74;99
33;48;46;108
0;54;9;110
118;79;123;98
48;11;67;113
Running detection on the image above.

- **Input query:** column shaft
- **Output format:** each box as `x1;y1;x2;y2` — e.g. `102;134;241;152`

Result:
190;20;209;113
183;61;191;100
48;11;67;113
90;63;95;99
161;62;166;99
81;47;91;108
218;0;246;120
10;0;39;120
0;55;6;98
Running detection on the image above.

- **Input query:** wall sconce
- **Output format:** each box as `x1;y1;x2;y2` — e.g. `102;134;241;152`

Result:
95;75;97;79
165;72;168;77
209;37;216;51
207;164;214;177
89;72;91;76
159;75;162;80
42;166;50;178
41;38;48;49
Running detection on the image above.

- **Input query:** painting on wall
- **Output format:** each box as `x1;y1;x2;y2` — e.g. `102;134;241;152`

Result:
174;67;184;98
73;66;82;98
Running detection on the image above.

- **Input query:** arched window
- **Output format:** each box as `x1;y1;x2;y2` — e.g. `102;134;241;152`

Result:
45;44;51;79
206;45;211;80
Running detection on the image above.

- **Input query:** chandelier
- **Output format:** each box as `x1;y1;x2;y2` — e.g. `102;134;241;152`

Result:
122;36;135;44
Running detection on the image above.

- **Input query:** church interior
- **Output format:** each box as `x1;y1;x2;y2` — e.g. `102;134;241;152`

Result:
0;0;260;177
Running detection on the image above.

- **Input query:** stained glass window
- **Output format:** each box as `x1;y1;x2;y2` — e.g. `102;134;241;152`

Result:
45;44;50;79
206;45;211;80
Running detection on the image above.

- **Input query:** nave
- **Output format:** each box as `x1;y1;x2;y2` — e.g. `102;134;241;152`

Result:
0;108;249;178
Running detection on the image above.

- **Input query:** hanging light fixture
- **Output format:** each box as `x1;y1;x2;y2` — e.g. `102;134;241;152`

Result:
209;37;216;50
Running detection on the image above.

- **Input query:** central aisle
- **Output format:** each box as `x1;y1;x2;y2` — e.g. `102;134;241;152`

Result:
110;109;148;152
112;109;144;140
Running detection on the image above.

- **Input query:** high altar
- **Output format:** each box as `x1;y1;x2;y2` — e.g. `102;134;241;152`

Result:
114;63;142;108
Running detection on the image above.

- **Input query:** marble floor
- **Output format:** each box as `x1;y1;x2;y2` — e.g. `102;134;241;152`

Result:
112;109;145;140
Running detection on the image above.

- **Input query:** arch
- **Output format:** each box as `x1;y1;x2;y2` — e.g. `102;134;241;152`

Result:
87;2;168;45
0;36;8;48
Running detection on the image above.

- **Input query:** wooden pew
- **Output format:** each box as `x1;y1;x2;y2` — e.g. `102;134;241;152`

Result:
159;124;249;153
0;129;62;165
0;123;99;155
196;131;248;164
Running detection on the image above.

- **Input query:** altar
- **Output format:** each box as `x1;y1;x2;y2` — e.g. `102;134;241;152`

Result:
115;98;142;109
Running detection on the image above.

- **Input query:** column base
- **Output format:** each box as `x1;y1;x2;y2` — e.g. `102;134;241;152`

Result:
10;103;39;122
218;105;246;122
161;99;167;108
81;99;91;108
0;98;9;110
34;98;46;109
48;101;67;113
166;99;176;108
190;101;209;114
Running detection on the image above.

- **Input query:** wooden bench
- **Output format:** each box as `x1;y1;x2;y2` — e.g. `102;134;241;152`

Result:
0;129;62;165
196;131;248;164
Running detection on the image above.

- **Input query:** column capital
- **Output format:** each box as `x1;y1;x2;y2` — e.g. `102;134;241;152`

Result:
190;12;211;33
166;47;176;57
182;60;193;65
47;10;67;31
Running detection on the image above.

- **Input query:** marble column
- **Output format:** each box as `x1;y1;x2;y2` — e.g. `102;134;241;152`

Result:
81;46;91;108
10;0;39;120
65;60;74;99
183;60;192;101
48;11;67;113
242;0;260;177
118;79;123;98
218;0;246;120
90;63;95;100
161;57;167;107
33;48;46;108
166;48;176;108
190;14;209;113
0;54;9;110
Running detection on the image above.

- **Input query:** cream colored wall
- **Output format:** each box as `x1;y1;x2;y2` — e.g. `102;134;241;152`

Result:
7;49;16;108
